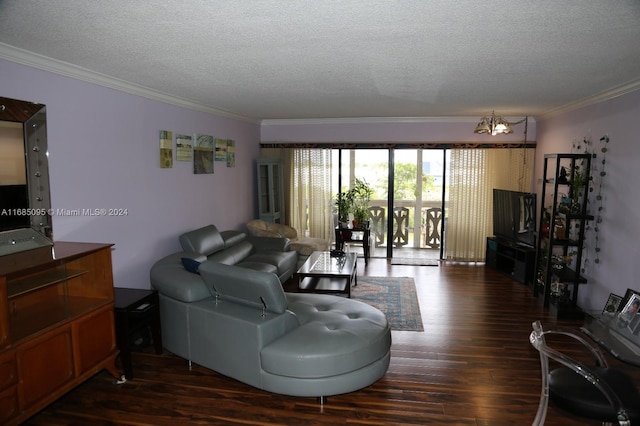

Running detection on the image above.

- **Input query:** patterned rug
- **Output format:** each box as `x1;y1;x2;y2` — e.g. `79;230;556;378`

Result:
352;276;424;332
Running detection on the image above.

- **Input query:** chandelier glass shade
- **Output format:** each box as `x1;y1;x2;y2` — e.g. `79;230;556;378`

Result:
474;111;514;135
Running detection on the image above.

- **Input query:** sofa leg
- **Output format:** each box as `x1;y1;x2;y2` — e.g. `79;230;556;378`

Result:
317;396;327;405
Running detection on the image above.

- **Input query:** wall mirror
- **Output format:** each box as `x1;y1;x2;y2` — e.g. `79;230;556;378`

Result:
0;96;53;256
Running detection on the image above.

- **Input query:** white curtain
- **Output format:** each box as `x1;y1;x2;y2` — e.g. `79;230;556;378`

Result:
289;149;334;241
446;148;534;261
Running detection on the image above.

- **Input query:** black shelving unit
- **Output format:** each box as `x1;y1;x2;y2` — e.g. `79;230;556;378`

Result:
535;153;592;319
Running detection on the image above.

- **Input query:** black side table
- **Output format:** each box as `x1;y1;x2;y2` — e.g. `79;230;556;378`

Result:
335;226;370;264
114;287;163;379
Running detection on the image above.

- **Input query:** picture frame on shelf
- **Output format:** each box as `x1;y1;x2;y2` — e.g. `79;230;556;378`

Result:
620;293;640;334
629;313;640;335
618;288;640;312
602;293;623;315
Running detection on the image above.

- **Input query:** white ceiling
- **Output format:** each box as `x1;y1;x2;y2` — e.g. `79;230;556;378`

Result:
1;0;639;122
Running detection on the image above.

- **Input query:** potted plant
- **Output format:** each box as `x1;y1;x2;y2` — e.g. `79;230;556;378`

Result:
335;177;373;229
570;166;585;206
350;178;373;229
335;190;353;228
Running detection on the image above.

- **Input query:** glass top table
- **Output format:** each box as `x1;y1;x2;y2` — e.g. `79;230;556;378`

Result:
582;311;640;367
294;251;357;298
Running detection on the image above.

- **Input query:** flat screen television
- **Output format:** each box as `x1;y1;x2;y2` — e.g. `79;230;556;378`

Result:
492;189;536;248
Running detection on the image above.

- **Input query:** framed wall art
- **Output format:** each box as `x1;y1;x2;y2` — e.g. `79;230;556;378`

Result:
159;130;173;168
193;133;214;174
215;138;227;162
226;139;235;167
176;133;193;161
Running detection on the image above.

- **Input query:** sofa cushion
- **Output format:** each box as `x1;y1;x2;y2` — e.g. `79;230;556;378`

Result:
221;230;246;248
290;237;329;256
236;261;278;275
198;261;288;314
207;240;253;265
247;251;297;277
179;224;225;256
247;219;298;239
261;293;391;379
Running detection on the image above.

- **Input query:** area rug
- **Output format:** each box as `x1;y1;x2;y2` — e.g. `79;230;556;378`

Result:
390;258;440;266
352;276;424;332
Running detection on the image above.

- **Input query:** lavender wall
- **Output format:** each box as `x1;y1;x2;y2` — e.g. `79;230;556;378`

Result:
1;59;260;289
262;118;536;143
535;90;640;311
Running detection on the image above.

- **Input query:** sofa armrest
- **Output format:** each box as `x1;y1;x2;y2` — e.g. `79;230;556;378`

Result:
247;236;291;252
150;252;211;303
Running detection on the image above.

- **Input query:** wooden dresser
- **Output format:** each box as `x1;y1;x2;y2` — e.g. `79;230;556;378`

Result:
0;242;120;425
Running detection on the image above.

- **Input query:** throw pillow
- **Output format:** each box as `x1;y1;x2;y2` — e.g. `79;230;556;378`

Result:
181;257;201;274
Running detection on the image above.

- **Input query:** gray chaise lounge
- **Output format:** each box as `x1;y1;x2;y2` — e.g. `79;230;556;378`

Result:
150;224;391;400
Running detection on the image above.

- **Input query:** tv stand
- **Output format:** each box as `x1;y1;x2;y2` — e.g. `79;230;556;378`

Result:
485;237;536;285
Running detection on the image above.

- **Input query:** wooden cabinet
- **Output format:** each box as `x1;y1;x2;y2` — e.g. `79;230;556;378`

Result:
0;242;119;425
256;158;284;223
0;350;18;423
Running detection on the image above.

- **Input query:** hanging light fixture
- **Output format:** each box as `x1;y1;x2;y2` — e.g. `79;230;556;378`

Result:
474;111;514;136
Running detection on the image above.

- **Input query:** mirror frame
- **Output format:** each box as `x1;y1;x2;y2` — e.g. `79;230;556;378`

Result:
0;96;53;256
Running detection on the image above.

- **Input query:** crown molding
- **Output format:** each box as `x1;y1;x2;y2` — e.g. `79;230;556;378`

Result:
261;116;485;126
0;43;259;124
538;78;640;120
261;115;535;126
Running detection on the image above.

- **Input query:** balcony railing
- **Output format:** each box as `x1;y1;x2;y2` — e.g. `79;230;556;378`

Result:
366;199;443;250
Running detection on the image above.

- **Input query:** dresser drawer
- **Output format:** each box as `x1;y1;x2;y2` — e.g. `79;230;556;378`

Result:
0;385;19;424
0;350;17;391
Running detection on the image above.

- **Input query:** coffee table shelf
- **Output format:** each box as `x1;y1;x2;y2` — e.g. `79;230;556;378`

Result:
294;251;357;298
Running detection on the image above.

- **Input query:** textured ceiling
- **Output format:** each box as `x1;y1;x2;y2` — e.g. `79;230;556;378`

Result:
1;0;639;122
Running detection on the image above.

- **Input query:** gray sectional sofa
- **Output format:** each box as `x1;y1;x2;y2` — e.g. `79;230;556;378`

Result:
177;224;298;282
149;224;391;400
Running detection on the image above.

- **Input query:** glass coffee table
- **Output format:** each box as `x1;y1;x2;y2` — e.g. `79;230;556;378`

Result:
294;251;357;298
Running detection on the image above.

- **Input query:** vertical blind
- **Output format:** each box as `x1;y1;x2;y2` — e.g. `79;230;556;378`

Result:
446;148;534;261
289;149;334;241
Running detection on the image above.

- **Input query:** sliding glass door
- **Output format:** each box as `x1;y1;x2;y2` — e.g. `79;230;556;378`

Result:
333;149;390;257
334;148;447;260
390;149;446;260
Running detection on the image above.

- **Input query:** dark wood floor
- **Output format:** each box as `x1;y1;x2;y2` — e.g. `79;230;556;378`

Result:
25;259;640;425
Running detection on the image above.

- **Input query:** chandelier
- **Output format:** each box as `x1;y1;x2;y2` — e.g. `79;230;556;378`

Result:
474;111;514;135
